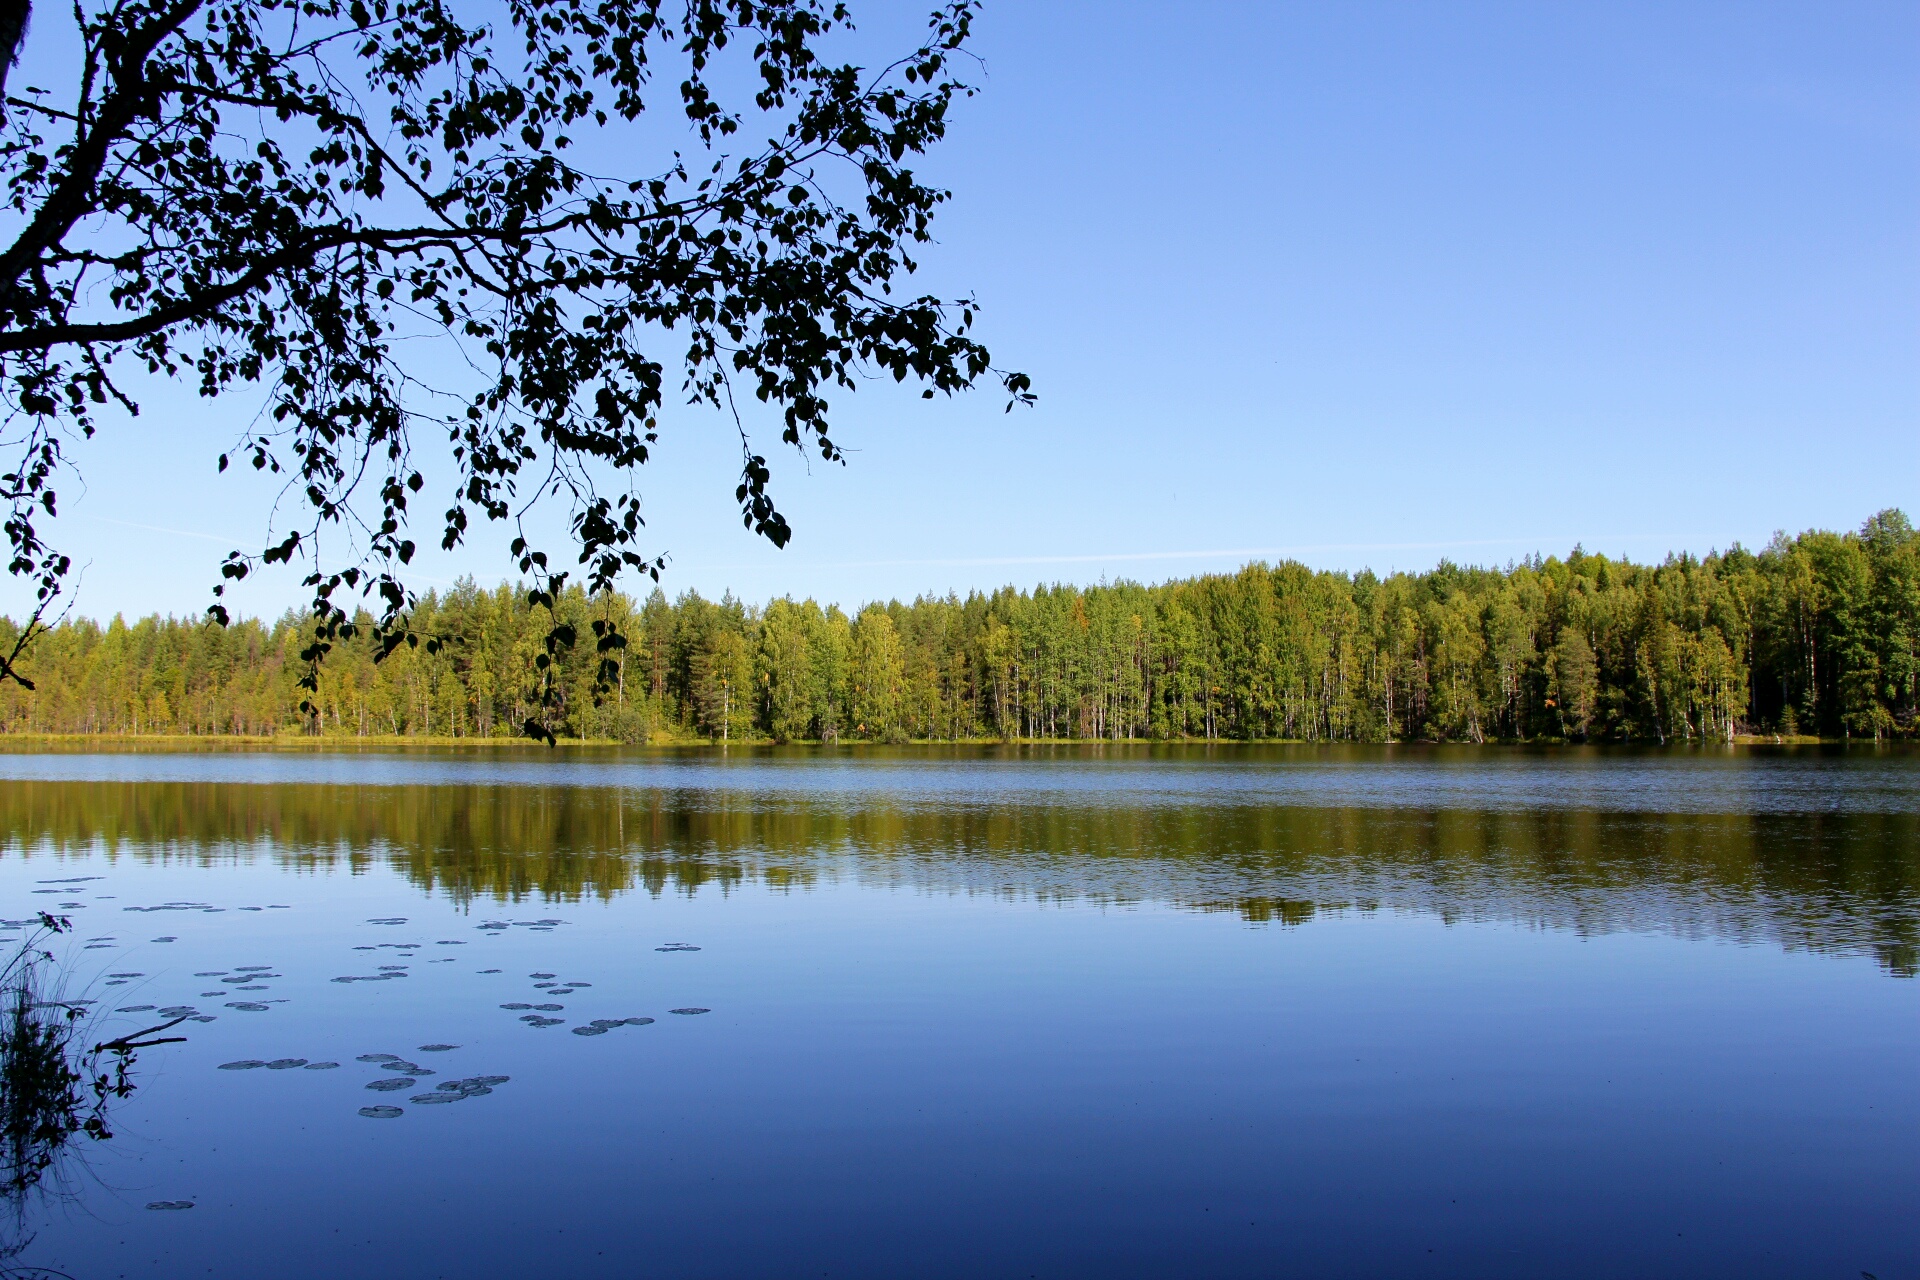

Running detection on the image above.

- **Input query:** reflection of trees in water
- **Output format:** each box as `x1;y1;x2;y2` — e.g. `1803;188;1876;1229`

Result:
1;781;1915;975
0;916;174;1275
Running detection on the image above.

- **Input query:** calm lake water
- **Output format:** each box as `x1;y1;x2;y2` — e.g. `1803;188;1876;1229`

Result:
0;744;1913;1279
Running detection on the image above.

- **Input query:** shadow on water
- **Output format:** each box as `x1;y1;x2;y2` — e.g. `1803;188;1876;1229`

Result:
0;748;1914;976
0;914;174;1279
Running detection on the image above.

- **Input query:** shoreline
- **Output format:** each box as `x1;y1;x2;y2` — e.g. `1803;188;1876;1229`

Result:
0;731;1854;748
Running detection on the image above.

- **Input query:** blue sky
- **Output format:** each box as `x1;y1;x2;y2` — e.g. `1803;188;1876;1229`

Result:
25;0;1919;622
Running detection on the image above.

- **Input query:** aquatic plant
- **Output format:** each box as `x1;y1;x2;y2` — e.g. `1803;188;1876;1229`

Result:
0;913;183;1268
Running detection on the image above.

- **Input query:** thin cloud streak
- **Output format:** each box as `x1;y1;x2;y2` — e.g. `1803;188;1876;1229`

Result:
683;533;1706;573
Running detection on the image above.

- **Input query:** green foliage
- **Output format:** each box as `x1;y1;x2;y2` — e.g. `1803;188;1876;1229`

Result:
1;512;1916;742
0;0;1028;704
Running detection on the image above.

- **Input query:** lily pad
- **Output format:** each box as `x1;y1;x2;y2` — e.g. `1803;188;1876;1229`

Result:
218;1060;267;1070
669;1008;711;1015
146;1201;195;1211
304;1062;340;1070
410;1093;461;1105
622;1017;656;1026
571;1025;609;1037
117;1004;156;1012
532;1003;564;1012
225;1002;270;1011
266;1059;308;1070
417;1044;458;1052
365;1078;416;1092
356;1054;401;1063
499;1003;532;1011
358;1106;403;1119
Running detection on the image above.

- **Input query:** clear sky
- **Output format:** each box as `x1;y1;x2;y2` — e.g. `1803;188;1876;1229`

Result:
21;0;1919;623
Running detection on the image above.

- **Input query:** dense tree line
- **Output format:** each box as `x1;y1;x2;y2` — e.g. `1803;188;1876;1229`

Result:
0;511;1914;743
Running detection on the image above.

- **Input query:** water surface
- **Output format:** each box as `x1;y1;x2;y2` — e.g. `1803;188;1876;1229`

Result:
0;745;1912;1278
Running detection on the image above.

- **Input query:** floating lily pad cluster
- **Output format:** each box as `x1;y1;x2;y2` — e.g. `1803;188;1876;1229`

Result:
334;942;423;983
571;1018;654;1037
350;1050;511;1118
217;1058;339;1070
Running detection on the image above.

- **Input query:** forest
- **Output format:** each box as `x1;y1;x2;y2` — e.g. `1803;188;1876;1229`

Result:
0;511;1913;744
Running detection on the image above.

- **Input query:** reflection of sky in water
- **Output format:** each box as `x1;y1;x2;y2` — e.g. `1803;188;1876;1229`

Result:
0;742;1917;813
0;750;1912;1278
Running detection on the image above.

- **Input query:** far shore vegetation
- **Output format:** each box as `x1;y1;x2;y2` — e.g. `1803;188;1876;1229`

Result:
0;511;1913;746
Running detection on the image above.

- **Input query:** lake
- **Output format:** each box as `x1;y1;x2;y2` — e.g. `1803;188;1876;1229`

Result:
0;744;1912;1279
